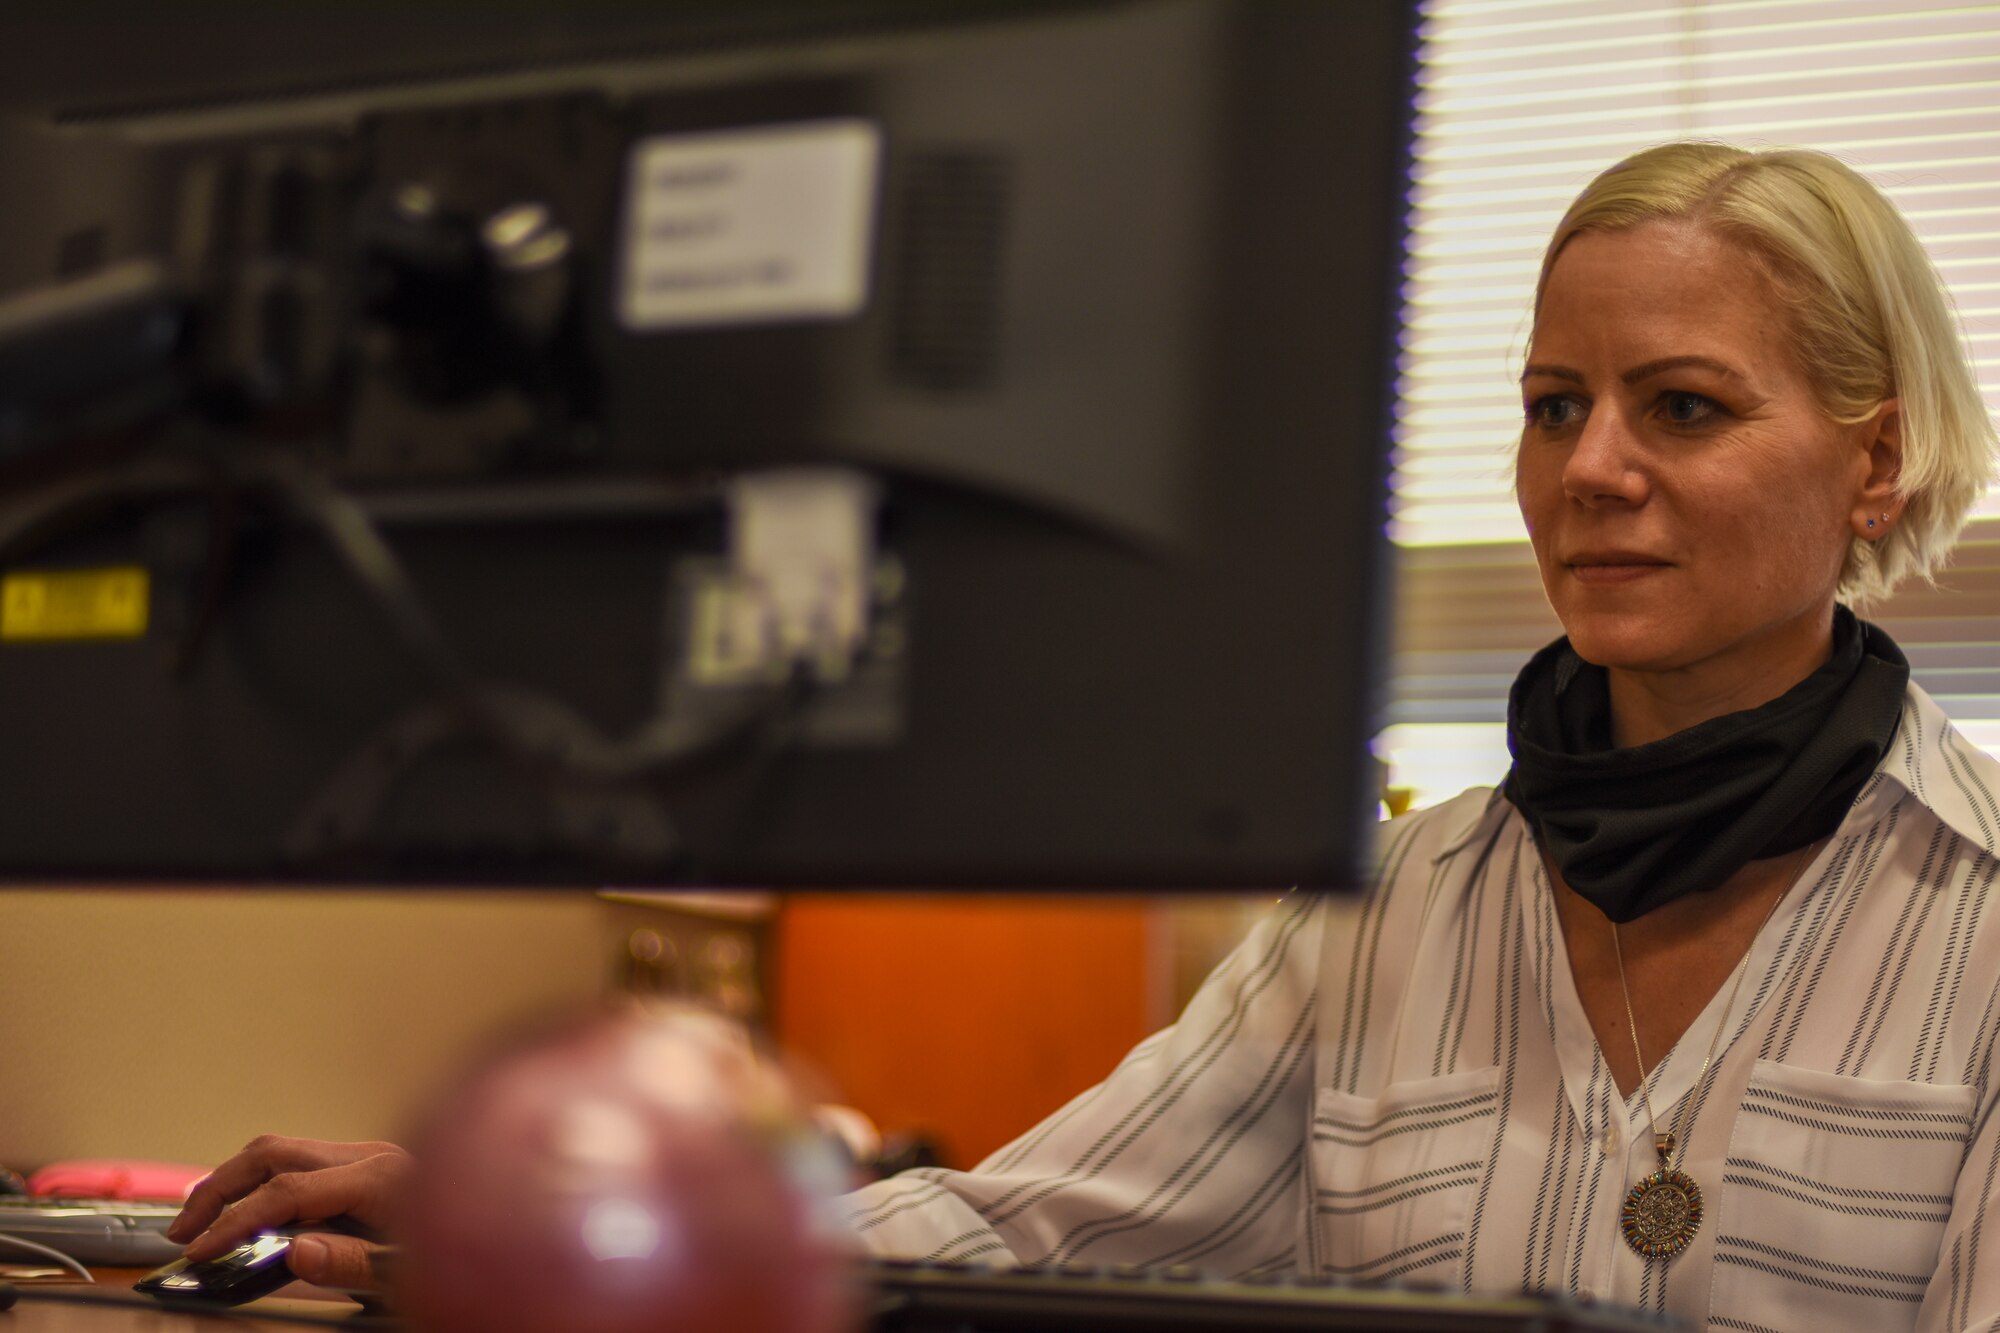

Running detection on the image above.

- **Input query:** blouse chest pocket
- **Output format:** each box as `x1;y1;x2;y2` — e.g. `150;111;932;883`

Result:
1707;1060;1973;1333
1308;1065;1500;1286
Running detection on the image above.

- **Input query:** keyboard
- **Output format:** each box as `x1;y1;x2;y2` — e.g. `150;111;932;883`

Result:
864;1259;1685;1332
0;1198;184;1267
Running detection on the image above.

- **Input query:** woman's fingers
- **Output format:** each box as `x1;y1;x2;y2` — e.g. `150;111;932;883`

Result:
287;1234;388;1292
168;1138;402;1243
178;1152;408;1264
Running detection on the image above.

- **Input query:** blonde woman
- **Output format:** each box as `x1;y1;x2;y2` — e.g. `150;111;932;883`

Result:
175;143;2000;1331
841;142;2000;1331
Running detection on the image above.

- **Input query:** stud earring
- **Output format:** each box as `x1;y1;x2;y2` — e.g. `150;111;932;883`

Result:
1867;519;1875;528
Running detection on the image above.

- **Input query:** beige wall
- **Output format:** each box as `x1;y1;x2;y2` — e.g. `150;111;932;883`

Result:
0;890;622;1171
0;888;1278;1179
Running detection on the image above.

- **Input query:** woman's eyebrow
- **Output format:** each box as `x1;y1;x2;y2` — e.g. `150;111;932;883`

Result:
1621;354;1742;384
1519;356;1747;386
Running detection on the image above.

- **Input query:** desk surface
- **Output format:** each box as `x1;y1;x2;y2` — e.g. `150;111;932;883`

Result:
5;1268;370;1331
10;1261;1680;1333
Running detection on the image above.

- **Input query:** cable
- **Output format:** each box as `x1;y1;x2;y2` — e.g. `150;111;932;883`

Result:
247;453;472;696
251;450;815;784
10;1285;395;1327
0;454;206;562
0;445;792;778
1;443;827;869
0;1231;95;1282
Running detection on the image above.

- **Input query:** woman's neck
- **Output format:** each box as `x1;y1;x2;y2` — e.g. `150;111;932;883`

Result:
1605;607;1837;748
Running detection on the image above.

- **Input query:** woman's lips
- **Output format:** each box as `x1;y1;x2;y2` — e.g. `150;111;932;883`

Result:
1567;560;1669;584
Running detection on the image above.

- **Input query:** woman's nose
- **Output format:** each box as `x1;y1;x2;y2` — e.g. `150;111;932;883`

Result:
1562;408;1648;508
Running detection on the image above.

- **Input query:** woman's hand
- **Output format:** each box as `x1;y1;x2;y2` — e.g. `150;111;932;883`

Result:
166;1136;409;1291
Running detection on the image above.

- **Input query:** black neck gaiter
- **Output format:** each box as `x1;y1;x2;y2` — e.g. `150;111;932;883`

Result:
1501;606;1909;923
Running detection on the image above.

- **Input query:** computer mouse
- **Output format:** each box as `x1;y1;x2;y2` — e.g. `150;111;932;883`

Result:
135;1215;381;1307
134;1231;296;1306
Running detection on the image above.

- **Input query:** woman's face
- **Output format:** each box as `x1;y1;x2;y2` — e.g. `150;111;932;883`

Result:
1516;220;1879;685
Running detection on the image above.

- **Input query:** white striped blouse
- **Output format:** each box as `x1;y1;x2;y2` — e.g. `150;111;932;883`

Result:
842;683;2000;1332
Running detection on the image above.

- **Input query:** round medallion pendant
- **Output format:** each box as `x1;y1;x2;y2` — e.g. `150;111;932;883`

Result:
1619;1168;1704;1259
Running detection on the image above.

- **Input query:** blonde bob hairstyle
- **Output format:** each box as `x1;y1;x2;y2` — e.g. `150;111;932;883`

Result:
1533;141;1997;606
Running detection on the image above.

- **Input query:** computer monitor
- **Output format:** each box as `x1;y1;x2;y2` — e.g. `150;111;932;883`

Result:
0;0;1413;889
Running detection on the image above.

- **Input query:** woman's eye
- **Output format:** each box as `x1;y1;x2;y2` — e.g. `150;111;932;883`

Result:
1526;395;1584;429
1659;391;1718;426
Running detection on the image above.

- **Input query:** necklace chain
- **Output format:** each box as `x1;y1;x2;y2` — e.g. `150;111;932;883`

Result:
1609;839;1818;1171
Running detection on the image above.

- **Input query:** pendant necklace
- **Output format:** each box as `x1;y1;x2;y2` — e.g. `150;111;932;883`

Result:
1610;840;1817;1261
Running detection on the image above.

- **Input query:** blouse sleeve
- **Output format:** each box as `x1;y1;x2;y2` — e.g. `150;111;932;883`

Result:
839;890;1327;1276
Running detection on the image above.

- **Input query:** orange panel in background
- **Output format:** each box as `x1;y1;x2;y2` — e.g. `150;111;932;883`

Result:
772;895;1153;1171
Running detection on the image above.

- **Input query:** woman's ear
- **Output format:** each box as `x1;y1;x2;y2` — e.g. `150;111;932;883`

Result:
1850;399;1904;541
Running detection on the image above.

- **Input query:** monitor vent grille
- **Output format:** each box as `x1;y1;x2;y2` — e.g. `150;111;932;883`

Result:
888;150;1011;393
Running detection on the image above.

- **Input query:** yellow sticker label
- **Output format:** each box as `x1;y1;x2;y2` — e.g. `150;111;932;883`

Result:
1;567;150;641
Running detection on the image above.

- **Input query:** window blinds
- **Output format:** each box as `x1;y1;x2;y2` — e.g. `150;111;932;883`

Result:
1382;0;2000;811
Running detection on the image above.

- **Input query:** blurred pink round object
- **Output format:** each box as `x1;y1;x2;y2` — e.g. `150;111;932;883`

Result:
397;1006;857;1333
